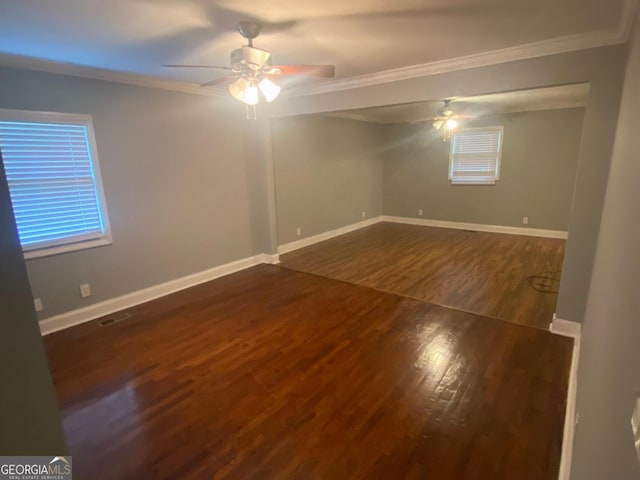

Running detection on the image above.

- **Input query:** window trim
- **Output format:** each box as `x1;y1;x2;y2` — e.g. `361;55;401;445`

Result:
0;108;112;259
448;125;504;185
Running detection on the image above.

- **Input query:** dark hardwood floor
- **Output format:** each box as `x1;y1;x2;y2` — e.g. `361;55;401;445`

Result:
280;222;566;329
45;265;572;480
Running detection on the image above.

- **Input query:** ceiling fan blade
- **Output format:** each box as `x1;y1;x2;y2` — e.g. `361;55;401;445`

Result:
200;75;235;88
163;64;234;70
273;64;335;78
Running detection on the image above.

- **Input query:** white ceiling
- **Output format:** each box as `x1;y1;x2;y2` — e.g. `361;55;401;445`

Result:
326;84;590;124
0;0;631;91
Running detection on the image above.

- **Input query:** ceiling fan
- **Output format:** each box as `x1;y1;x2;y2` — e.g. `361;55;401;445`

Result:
164;21;335;114
432;100;474;141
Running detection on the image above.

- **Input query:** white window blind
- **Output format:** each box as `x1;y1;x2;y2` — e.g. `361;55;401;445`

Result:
449;126;503;185
0;110;111;258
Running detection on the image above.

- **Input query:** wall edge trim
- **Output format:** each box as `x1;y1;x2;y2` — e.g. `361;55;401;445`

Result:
382;216;569;239
277;216;384;254
551;315;582;480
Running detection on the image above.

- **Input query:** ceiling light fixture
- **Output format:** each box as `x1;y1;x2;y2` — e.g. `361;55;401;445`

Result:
432;117;459;142
258;77;281;103
228;76;279;105
164;21;335;119
228;77;250;103
243;82;260;106
433;100;461;142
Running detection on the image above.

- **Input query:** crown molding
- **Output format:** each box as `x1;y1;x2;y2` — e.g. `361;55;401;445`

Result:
0;52;227;98
0;0;636;99
287;0;638;98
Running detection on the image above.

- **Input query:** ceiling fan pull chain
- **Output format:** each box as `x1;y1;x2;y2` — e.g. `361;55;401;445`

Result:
245;104;257;121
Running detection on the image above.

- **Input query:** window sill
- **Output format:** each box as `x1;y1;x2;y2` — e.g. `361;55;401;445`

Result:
450;181;497;185
24;237;112;260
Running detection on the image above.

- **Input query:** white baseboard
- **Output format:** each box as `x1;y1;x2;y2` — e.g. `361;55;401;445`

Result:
276;215;567;255
39;253;279;336
260;253;280;264
277;216;383;254
550;315;582;480
550;315;582;338
382;215;568;239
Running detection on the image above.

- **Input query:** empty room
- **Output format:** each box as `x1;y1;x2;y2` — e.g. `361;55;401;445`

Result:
1;2;639;480
274;85;586;329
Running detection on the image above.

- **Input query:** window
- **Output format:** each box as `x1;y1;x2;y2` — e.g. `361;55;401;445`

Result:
449;126;504;185
0;109;111;259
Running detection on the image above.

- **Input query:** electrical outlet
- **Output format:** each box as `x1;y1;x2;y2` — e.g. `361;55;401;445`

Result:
80;283;91;298
34;298;43;312
418;209;423;216
296;227;301;237
522;216;529;225
361;211;366;218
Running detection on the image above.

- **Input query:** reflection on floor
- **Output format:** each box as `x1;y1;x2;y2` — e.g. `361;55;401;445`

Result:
45;265;572;480
280;222;565;329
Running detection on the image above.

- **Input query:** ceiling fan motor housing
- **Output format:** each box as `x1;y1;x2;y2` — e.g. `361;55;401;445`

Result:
237;21;262;40
231;46;272;71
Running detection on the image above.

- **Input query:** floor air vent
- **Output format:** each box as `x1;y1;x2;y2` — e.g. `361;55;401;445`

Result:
98;312;132;327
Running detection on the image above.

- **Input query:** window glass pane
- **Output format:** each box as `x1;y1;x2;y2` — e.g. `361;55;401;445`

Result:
450;127;502;184
0;119;107;250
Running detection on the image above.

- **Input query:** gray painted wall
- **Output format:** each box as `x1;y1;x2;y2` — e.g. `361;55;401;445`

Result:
0;45;627;327
273;45;627;324
271;115;384;245
0;66;257;319
383;108;584;230
571;20;640;480
0;150;67;455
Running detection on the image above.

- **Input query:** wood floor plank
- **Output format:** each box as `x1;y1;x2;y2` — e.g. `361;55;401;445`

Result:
280;222;565;329
45;265;572;480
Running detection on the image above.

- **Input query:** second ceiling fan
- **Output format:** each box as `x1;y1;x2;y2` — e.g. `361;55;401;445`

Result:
432;100;477;141
164;21;335;108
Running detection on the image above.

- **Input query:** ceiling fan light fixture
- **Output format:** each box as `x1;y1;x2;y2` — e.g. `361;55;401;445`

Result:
243;82;260;105
165;22;336;116
228;77;259;105
259;77;281;102
228;77;249;102
445;118;458;130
